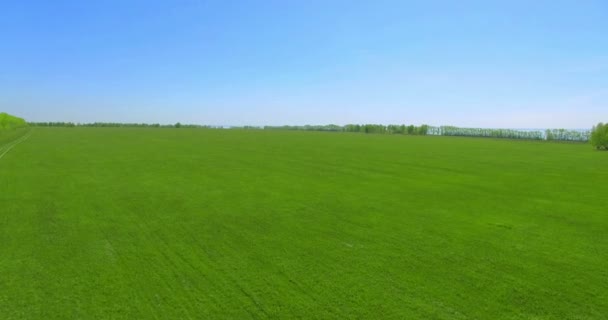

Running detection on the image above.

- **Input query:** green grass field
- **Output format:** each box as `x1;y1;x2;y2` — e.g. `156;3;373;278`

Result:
1;127;606;319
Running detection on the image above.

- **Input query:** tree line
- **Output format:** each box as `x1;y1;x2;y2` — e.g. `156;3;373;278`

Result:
261;124;593;142
427;126;545;140
261;124;430;135
28;122;218;129
427;126;590;142
25;120;604;146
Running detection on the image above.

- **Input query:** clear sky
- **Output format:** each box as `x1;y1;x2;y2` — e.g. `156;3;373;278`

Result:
1;0;606;128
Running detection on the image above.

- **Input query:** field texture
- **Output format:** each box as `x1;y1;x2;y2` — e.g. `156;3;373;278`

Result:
0;127;606;319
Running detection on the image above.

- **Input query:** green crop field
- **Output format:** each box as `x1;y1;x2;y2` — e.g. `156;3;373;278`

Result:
0;127;606;319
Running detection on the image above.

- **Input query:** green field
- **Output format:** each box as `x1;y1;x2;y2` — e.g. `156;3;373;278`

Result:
1;127;606;319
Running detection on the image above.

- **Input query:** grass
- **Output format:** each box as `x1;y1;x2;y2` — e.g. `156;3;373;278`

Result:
0;127;29;146
0;127;606;319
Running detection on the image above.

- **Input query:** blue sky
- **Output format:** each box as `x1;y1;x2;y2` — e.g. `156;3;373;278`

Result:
1;0;606;128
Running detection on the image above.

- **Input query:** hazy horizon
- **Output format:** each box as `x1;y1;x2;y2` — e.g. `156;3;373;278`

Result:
2;1;607;128
18;119;596;131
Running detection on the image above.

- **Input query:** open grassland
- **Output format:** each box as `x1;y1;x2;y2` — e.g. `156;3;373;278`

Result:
0;127;606;319
0;127;30;145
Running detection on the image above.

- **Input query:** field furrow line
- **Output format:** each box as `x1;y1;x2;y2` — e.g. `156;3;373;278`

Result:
0;131;33;161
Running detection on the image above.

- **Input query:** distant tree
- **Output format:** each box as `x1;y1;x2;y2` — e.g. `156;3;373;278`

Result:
0;113;27;129
417;124;429;135
407;125;415;135
175;122;182;128
591;123;608;150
